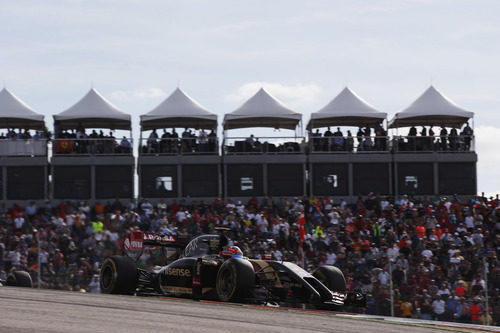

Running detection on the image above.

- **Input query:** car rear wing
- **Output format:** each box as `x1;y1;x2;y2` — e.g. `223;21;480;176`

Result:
123;231;188;261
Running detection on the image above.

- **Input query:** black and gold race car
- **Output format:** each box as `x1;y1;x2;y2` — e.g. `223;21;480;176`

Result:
100;230;364;309
0;270;33;288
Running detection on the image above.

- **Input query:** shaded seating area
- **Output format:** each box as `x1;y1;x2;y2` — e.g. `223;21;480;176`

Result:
140;88;218;155
227;138;302;153
389;86;474;152
0;88;48;200
0;88;48;156
223;88;304;154
53;88;132;155
51;88;134;201
222;88;306;198
308;87;388;153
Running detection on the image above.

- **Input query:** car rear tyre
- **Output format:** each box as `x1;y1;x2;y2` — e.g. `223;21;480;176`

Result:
100;256;138;294
6;271;33;288
216;258;254;302
312;265;346;293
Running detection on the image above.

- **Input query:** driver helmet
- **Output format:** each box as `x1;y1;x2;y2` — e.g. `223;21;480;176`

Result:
220;246;243;259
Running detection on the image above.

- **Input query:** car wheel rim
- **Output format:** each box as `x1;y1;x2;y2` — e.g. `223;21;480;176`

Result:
101;265;113;290
219;269;233;298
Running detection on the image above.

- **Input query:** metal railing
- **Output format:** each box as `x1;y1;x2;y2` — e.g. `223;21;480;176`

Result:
0;138;48;156
223;136;305;154
139;137;218;155
392;135;475;152
47;135;476;157
52;138;133;156
309;135;389;153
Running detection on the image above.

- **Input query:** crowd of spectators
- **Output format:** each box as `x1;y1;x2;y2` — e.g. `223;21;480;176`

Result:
142;128;217;154
2;123;474;156
0;193;499;326
309;123;474;153
310;125;388;152
225;135;302;154
396;122;474;152
0;129;49;140
54;126;131;155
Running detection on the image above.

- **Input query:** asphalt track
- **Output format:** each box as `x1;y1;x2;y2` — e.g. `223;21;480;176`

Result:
0;287;498;333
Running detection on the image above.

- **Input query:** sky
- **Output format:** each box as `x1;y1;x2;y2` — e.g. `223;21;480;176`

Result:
0;0;499;195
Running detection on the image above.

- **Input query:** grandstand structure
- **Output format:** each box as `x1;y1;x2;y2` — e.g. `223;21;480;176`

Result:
51;89;134;201
0;86;477;204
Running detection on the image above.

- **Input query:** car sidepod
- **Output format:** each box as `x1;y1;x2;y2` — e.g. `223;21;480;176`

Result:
158;258;196;295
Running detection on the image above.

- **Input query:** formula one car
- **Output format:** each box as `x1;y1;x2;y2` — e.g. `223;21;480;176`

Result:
100;229;364;309
0;270;33;288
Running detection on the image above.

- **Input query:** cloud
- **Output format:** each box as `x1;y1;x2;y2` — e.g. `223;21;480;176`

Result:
197;21;260;37
110;88;167;100
224;82;322;110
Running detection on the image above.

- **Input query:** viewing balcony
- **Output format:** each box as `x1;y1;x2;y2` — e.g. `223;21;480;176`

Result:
139;137;218;155
223;136;304;155
0;138;48;157
309;135;389;153
392;135;475;153
52;138;133;156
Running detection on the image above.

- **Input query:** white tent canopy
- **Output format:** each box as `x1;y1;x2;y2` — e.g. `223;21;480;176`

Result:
0;88;45;129
140;88;217;131
308;87;386;129
389;86;474;128
54;88;131;130
223;88;301;130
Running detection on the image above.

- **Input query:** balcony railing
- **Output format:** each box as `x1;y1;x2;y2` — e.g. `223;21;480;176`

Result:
0;138;48;156
47;135;476;157
392;135;475;152
52;138;133;156
223;137;305;154
139;137;218;155
309;135;389;153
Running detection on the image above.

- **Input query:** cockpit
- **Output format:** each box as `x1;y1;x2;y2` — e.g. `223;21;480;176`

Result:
181;234;228;258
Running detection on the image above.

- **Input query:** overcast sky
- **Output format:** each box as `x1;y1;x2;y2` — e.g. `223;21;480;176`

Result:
1;0;499;195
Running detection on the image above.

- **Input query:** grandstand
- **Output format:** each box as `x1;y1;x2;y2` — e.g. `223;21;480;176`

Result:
0;85;477;205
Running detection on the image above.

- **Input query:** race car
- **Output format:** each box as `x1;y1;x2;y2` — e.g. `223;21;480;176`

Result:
0;270;33;288
100;229;364;309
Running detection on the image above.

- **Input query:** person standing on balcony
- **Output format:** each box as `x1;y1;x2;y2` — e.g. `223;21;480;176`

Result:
356;127;364;150
147;129;159;153
199;129;208;152
408;125;417;151
171;128;179;153
439;126;448;151
120;136;131;153
208;130;216;152
374;125;385;151
461;122;473;151
246;134;255;152
160;129;170;153
449;127;458;151
346;130;354;152
428;126;435;150
182;128;191;152
22;129;31;139
333;127;344;151
419;126;427;151
363;126;373;151
324;126;333;151
76;128;87;153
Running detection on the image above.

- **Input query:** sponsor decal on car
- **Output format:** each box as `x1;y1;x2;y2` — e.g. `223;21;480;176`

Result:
144;233;176;243
124;231;144;251
164;267;191;277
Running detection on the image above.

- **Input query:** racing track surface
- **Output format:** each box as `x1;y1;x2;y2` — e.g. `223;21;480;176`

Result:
0;287;497;333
